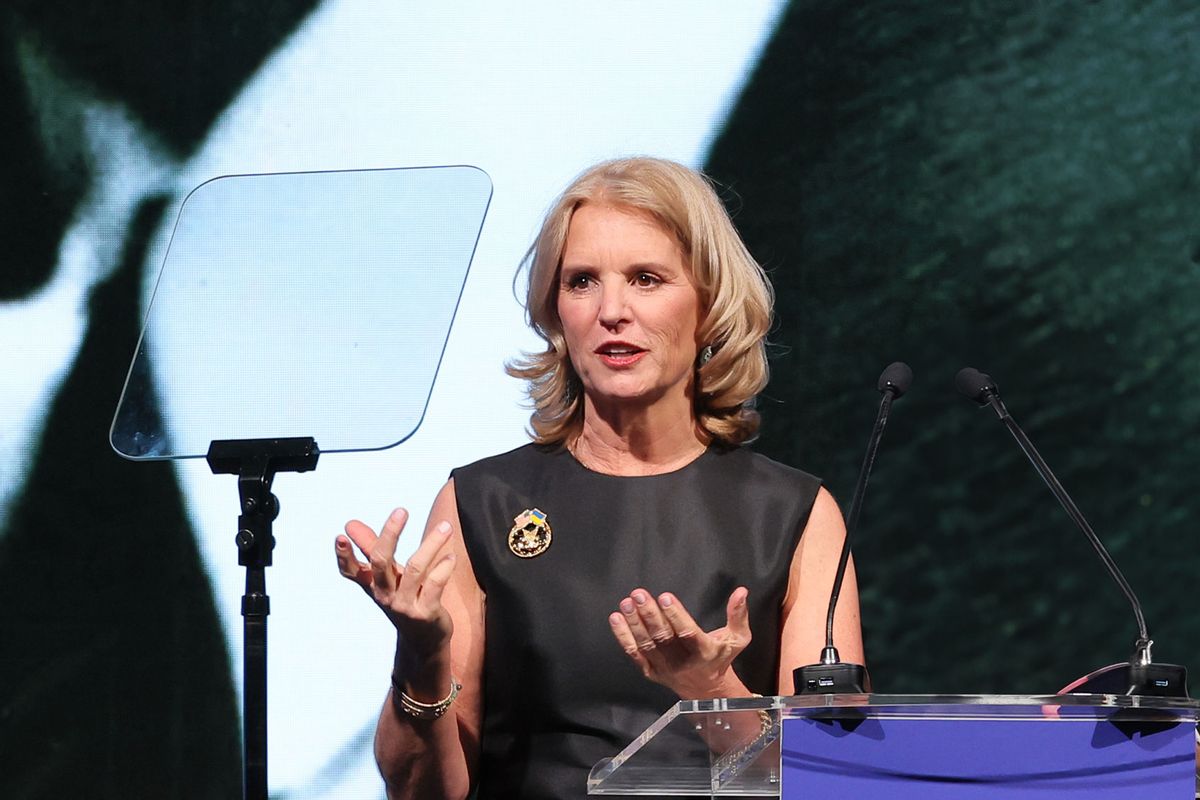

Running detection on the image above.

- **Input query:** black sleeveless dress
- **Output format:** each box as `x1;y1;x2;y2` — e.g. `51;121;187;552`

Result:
452;443;822;799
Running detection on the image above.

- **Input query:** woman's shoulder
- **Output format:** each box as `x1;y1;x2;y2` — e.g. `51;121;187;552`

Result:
450;441;565;480
707;444;823;488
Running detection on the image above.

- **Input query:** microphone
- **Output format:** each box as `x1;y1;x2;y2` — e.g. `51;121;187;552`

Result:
955;367;1188;698
794;361;912;695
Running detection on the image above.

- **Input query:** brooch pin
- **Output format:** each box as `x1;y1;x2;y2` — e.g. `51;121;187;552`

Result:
508;508;552;558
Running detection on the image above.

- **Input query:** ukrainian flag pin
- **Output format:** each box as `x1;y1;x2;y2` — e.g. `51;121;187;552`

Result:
508;507;552;558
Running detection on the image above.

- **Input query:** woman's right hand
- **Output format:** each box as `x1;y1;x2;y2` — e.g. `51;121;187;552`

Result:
335;508;458;662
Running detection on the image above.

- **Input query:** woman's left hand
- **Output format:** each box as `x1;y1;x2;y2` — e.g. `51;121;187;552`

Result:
609;587;752;699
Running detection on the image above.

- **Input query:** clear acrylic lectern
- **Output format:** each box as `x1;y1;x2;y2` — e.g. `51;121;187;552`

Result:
589;693;1199;798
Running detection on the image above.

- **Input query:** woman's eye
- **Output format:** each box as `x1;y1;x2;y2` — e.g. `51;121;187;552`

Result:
634;273;660;287
564;273;592;290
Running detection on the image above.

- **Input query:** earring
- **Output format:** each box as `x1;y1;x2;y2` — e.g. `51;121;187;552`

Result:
698;345;714;366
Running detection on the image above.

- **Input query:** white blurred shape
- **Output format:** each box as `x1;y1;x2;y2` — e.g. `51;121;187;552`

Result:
1;35;174;534
143;0;786;795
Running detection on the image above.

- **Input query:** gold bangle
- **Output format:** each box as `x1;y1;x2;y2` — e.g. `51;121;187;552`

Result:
393;676;462;721
718;696;776;774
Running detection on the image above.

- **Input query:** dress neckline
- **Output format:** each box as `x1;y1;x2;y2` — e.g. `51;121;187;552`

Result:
560;442;714;478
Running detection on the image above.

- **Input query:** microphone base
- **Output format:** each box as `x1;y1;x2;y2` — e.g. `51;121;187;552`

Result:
793;662;868;694
1128;662;1189;698
1060;662;1190;699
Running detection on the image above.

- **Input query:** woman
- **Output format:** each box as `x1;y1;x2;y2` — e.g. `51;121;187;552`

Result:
334;157;864;799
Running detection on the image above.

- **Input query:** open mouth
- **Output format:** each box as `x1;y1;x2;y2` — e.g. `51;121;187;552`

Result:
595;343;647;366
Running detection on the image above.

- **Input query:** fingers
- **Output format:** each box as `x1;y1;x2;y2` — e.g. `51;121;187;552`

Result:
612;588;749;656
343;514;384;556
410;523;457;611
367;509;409;593
377;507;410;551
724;586;751;639
612;589;699;667
630;589;685;647
616;593;660;655
608;611;650;674
338;509;449;606
393;520;453;606
610;588;755;698
334;534;373;592
334;524;457;604
656;592;704;644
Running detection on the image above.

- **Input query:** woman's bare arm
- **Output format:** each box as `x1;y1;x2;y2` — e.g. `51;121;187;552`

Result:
336;479;485;800
776;487;865;695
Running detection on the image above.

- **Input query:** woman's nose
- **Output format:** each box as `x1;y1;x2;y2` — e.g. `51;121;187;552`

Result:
597;282;630;328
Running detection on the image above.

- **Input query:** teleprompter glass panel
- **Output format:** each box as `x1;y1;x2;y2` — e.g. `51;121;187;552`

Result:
111;165;491;459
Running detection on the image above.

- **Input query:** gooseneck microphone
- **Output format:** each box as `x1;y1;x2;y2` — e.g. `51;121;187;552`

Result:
795;361;912;695
955;367;1188;697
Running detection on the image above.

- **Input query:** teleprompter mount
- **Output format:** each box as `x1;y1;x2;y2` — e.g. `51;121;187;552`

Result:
206;437;320;800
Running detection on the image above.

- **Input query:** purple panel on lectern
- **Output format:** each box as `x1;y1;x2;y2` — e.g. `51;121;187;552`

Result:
781;713;1195;798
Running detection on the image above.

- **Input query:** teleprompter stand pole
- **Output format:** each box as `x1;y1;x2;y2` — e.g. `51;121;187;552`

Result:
207;437;320;800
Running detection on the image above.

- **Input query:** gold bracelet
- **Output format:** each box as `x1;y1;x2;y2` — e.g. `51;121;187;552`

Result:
718;697;776;774
749;693;773;737
393;675;462;721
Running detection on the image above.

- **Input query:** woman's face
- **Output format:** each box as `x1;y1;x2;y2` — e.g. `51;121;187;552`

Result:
557;202;703;414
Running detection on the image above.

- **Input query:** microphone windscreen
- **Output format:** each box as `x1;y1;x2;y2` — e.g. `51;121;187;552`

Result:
955;367;997;403
877;362;913;398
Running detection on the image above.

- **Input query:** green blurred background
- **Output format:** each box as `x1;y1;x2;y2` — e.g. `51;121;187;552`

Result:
1;0;1197;796
709;0;1200;692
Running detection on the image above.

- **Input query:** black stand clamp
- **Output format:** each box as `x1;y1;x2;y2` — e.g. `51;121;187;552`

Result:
207;437;320;800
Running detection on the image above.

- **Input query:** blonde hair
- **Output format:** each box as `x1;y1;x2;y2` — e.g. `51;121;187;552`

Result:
507;157;773;446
